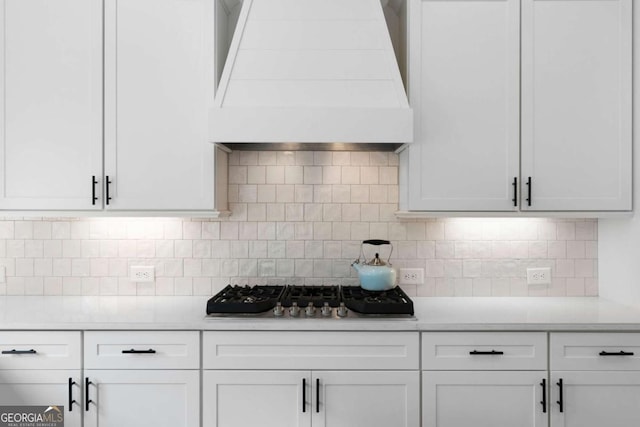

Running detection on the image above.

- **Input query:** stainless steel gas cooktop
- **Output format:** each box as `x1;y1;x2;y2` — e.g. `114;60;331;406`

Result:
206;285;415;320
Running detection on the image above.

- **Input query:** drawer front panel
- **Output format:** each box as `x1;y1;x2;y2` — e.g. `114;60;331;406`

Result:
551;333;640;371
203;331;419;370
0;331;81;370
84;331;199;369
422;332;547;370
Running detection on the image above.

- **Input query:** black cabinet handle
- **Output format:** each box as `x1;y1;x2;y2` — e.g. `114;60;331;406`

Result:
316;378;320;413
302;378;306;413
1;349;37;355
469;350;504;355
85;378;93;412
91;176;98;205
599;350;634;356
540;378;547;413
526;176;532;206
121;348;156;354
512;177;518;207
556;378;563;413
106;176;112;205
68;378;76;412
362;240;391;246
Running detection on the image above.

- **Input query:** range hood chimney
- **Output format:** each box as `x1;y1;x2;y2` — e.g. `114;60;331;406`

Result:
210;0;412;149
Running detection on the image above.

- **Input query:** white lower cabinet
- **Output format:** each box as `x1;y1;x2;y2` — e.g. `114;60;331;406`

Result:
422;332;549;427
84;370;199;427
83;331;200;427
550;333;640;426
203;370;419;427
423;371;547;427
0;370;82;426
204;370;309;427
203;331;420;427
314;370;419;427
550;371;640;427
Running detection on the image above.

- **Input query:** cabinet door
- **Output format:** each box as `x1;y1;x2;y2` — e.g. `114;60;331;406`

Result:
551;371;640;427
314;371;419;427
423;371;547;427
521;0;632;211
406;0;520;211
203;370;311;427
0;370;81;427
0;0;102;210
84;370;199;427
104;0;216;211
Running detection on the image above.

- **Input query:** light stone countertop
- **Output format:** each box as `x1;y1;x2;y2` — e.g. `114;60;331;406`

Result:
1;296;640;331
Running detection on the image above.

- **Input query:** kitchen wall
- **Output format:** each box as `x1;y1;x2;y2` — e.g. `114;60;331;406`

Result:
0;151;597;297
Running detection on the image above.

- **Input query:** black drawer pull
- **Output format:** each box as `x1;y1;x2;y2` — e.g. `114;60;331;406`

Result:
556;378;563;413
512;177;518;207
68;378;77;412
526;176;532;206
302;378;306;413
85;378;93;412
599;350;634;356
540;378;547;413
316;378;320;413
122;348;156;354
469;350;504;355
2;349;37;355
106;176;113;205
91;176;98;205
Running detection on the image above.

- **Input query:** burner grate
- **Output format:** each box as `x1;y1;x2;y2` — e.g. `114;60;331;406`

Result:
280;285;340;308
341;286;414;315
206;285;284;314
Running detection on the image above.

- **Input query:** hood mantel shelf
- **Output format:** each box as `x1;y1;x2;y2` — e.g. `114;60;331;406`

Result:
210;0;413;146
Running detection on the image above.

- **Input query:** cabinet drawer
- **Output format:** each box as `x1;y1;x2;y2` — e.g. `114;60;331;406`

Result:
0;331;81;370
84;331;199;369
551;333;640;371
422;332;547;370
203;331;419;370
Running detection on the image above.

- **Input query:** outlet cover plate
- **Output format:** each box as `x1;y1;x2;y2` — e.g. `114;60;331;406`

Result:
527;267;551;285
130;266;155;283
399;268;424;285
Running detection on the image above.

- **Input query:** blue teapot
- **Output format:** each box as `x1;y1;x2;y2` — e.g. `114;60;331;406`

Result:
351;240;397;291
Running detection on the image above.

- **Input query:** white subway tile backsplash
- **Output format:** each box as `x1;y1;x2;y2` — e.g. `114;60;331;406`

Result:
0;151;597;296
266;166;285;184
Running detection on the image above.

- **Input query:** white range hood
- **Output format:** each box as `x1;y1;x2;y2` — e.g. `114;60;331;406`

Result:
210;0;412;145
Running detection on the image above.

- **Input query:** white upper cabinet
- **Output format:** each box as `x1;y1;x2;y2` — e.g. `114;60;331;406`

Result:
403;0;632;213
0;0;102;210
521;0;632;211
104;0;221;211
406;0;520;211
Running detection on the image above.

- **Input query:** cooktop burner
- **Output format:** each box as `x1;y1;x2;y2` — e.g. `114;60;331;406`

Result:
280;285;340;308
341;286;414;315
206;285;284;314
206;285;414;318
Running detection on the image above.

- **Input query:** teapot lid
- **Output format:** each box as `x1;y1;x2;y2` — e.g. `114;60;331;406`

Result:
366;253;387;266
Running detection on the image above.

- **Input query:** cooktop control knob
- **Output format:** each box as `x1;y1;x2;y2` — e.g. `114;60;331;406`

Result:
305;302;316;317
289;302;300;317
337;302;348;318
273;302;284;317
321;302;332;317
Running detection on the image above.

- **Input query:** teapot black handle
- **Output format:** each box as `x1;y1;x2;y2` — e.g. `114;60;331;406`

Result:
363;240;391;246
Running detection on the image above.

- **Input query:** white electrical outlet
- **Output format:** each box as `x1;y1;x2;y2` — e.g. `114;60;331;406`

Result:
399;268;424;285
0;266;5;284
527;267;551;285
130;266;155;283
